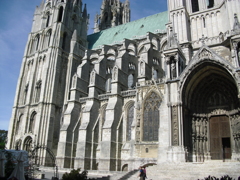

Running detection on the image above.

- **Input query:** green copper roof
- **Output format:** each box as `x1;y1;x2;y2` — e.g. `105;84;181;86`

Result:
87;11;168;49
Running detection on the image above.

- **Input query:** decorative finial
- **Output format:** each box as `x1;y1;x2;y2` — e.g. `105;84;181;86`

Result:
200;34;208;45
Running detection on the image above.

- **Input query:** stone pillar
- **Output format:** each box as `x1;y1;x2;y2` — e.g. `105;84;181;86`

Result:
166;80;186;162
98;95;122;171
74;99;100;170
166;56;171;80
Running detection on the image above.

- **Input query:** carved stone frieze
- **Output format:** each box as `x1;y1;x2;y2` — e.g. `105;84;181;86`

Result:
209;109;228;117
172;106;179;146
198;49;212;60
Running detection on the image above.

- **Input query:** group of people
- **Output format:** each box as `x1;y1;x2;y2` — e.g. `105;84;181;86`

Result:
138;166;147;180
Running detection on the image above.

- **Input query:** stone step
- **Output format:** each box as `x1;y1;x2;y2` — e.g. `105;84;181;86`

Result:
39;161;240;180
126;162;240;180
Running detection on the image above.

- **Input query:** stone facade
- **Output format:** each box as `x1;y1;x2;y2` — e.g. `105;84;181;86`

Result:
7;0;240;172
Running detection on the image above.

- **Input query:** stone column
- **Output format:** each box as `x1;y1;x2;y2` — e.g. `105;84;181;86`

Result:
98;95;123;171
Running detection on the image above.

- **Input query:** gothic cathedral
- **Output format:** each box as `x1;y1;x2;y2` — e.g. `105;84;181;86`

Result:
7;0;240;172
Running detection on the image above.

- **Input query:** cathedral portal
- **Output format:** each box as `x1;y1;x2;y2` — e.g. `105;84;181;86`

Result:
182;62;239;162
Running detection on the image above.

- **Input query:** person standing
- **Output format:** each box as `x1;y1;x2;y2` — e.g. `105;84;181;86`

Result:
138;166;146;180
143;166;147;179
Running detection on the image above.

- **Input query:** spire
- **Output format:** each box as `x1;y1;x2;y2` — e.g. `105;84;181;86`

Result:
232;13;240;35
82;4;87;19
233;14;240;31
167;25;179;49
94;0;131;33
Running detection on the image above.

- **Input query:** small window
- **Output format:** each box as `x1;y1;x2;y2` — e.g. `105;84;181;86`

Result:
207;0;214;8
191;0;199;12
46;12;50;27
128;74;134;89
29;112;37;133
57;6;64;22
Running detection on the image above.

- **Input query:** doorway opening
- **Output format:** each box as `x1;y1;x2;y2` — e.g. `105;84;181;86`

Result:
209;115;231;160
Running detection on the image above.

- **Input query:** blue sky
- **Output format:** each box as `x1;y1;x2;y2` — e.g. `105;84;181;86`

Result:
0;0;167;130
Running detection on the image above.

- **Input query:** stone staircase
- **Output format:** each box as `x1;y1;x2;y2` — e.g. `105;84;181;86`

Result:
40;161;240;180
126;161;240;180
87;169;138;180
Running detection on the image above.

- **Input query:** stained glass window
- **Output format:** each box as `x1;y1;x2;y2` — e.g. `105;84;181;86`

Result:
143;92;160;141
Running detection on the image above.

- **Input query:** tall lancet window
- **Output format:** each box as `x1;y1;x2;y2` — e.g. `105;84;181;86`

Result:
34;80;42;103
143;92;161;141
30;35;40;54
16;114;23;135
191;0;199;12
43;30;51;49
28;112;37;133
127;104;134;141
46;12;50;27
22;83;29;105
57;6;64;22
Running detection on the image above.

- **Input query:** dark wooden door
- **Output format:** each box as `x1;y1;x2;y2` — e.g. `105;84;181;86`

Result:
210;116;231;160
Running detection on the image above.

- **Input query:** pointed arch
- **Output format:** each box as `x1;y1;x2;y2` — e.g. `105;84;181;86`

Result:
30;34;40;54
179;46;237;94
15;139;22;150
43;29;52;49
142;91;161;141
181;60;239;161
29;111;37;133
24;136;33;152
46;11;51;27
16;114;23;135
57;6;64;22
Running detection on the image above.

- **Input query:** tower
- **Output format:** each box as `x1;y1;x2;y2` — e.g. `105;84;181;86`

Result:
94;0;130;33
6;0;89;165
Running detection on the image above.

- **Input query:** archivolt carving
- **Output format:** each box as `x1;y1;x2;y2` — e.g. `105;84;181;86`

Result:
179;59;235;93
198;49;212;60
209;109;228;117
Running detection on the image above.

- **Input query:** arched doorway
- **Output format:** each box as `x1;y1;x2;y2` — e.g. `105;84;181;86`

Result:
24;136;33;152
182;62;239;161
